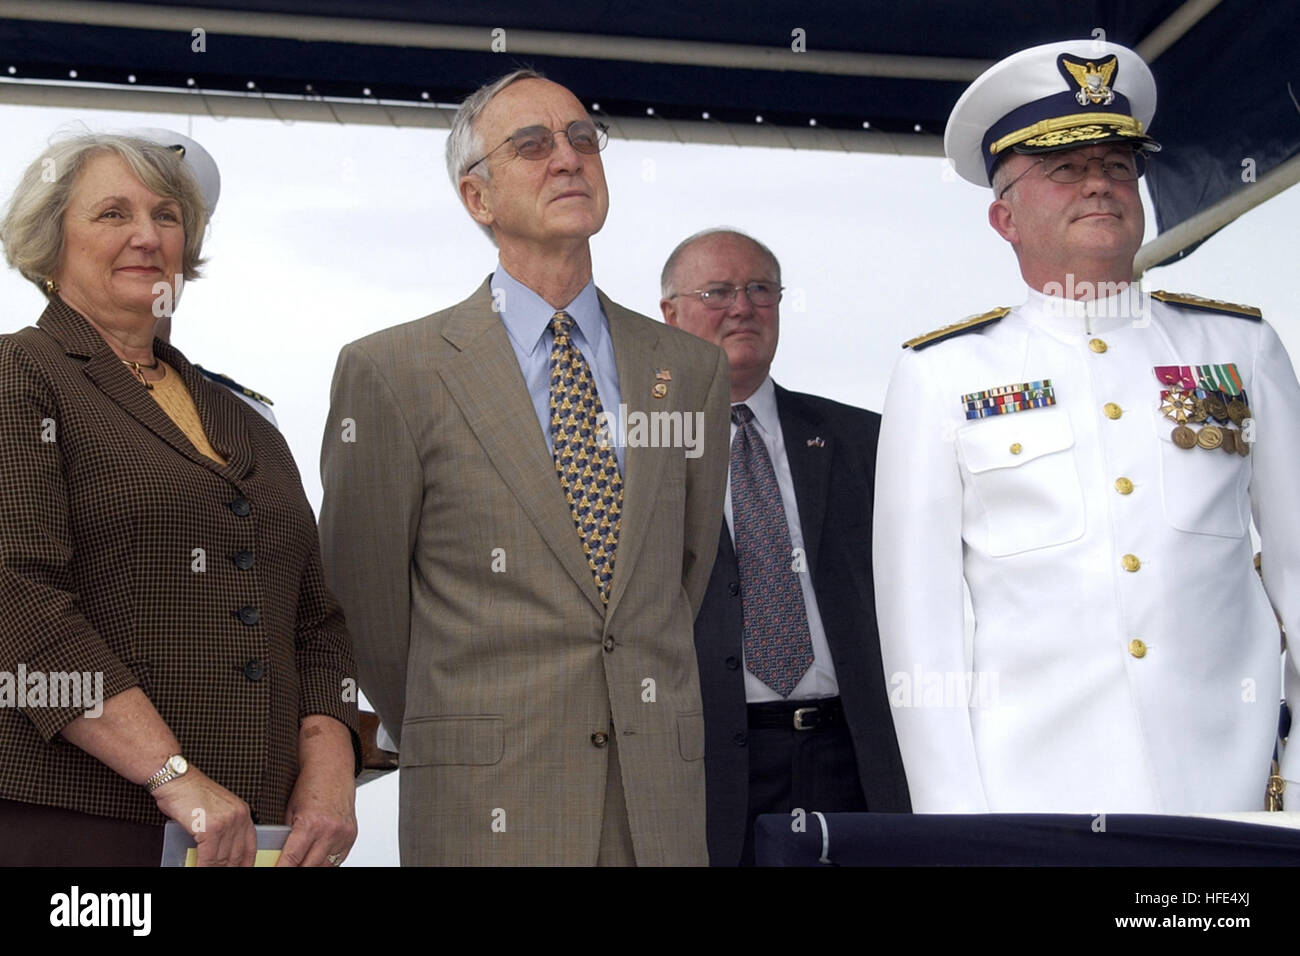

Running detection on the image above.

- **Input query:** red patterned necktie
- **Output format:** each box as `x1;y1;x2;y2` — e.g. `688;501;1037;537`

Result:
730;403;813;696
549;311;623;604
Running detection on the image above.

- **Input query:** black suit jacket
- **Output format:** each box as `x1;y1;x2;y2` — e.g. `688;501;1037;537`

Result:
695;383;911;865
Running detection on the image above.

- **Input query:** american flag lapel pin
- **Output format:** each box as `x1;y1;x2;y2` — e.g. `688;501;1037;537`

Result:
807;436;825;448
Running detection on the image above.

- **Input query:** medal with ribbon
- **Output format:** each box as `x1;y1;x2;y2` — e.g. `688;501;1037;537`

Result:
1154;363;1251;456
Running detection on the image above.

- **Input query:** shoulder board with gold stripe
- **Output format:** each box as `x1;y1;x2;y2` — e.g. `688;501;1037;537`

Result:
1151;290;1262;320
195;364;275;406
903;307;1010;351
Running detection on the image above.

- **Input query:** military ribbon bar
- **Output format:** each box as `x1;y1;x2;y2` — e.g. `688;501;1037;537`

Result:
962;379;1056;419
1197;363;1243;397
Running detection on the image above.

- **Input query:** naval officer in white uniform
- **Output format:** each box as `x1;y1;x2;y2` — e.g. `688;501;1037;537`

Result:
873;39;1299;813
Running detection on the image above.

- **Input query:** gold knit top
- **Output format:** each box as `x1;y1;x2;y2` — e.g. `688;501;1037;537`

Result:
147;361;227;465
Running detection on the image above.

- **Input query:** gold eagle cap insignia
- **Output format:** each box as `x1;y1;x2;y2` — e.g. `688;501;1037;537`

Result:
1060;54;1117;106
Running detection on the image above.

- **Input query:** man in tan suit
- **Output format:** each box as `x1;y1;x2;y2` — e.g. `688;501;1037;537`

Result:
320;70;730;865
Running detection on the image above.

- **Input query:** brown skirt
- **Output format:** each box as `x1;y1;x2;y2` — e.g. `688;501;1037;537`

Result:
0;797;164;866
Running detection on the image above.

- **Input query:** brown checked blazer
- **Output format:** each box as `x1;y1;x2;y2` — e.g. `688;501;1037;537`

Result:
320;277;730;866
0;297;360;827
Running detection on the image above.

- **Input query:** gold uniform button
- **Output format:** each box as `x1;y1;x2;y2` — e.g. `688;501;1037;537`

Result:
1010;443;1023;455
1114;477;1134;495
1128;638;1147;659
591;732;609;748
1121;554;1141;572
1089;338;1108;354
1104;402;1122;420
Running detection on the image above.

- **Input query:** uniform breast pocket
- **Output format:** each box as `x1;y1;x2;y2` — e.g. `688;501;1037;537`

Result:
957;407;1085;557
1153;409;1249;538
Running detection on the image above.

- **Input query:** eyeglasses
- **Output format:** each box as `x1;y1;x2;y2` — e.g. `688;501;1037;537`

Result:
464;120;609;175
998;150;1146;199
669;282;783;309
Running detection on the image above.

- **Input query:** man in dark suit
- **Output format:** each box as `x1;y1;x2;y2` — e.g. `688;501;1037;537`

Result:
661;229;910;865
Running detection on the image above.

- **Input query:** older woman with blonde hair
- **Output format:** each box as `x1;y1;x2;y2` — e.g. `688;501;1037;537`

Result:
0;131;360;866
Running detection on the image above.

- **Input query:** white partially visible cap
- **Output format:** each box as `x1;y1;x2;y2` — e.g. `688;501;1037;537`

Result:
944;39;1160;187
128;127;221;216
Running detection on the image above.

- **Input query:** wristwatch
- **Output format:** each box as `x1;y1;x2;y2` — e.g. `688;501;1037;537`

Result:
144;754;189;794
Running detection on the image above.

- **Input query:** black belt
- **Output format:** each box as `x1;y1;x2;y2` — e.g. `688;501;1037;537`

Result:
747;696;845;731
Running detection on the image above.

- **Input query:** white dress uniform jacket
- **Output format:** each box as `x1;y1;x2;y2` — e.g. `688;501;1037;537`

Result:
873;287;1300;813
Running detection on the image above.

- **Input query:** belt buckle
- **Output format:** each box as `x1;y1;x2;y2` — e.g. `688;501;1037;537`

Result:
792;706;818;731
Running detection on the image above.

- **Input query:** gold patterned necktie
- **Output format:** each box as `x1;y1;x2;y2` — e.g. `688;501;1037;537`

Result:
549;311;623;603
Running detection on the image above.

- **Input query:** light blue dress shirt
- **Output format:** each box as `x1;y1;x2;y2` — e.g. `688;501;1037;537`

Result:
491;263;625;473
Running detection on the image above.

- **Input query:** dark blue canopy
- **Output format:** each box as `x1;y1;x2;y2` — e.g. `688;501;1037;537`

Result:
1;0;1295;260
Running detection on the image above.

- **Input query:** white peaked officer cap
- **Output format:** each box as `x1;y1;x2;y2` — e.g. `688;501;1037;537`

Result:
128;127;222;216
945;39;1161;187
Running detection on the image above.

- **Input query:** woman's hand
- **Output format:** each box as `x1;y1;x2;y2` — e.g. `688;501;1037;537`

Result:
276;715;357;867
151;766;258;866
60;687;258;866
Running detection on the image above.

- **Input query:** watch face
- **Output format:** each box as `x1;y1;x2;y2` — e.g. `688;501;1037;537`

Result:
169;755;188;775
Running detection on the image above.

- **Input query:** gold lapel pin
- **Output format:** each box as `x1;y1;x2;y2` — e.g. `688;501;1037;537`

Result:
651;382;668;399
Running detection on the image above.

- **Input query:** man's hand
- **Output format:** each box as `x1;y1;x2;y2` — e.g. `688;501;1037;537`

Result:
151;766;258;867
277;716;358;867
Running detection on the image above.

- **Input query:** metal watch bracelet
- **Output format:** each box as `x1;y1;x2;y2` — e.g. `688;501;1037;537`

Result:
144;754;189;794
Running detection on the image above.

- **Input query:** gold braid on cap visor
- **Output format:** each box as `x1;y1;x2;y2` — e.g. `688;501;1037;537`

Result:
990;112;1147;156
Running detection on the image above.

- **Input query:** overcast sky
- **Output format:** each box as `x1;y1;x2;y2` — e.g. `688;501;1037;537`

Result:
1;101;1296;864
